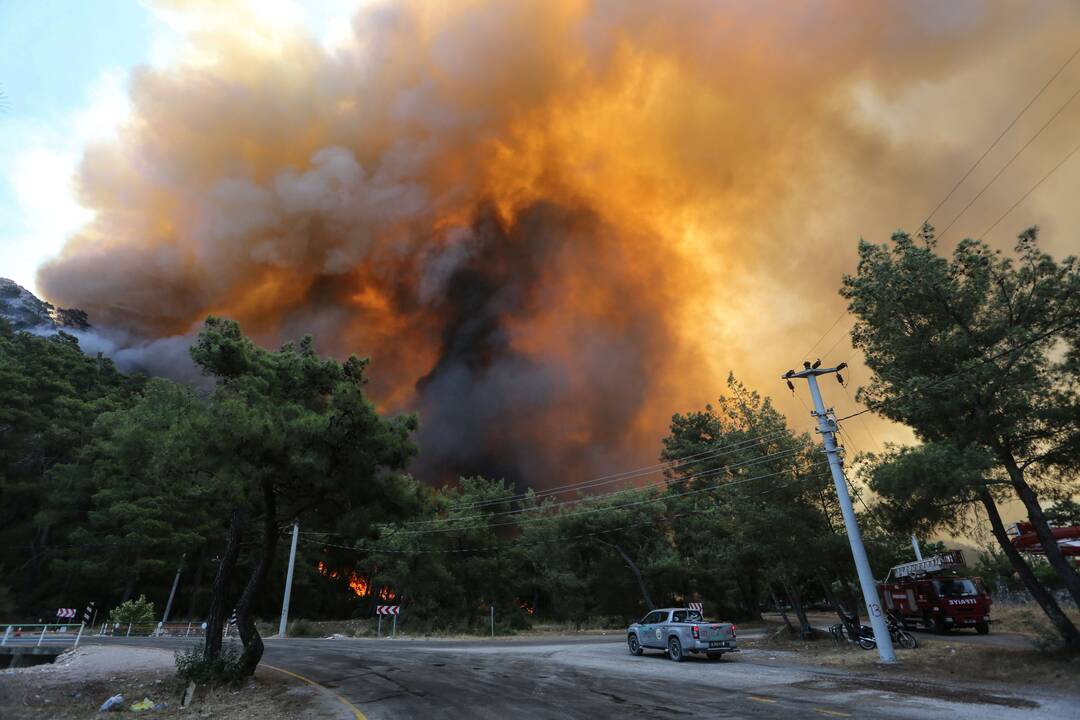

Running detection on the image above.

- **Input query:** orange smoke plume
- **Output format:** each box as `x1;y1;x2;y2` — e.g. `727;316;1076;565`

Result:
37;0;1080;485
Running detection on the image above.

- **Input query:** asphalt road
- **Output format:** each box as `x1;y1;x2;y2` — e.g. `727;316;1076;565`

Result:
80;634;1077;720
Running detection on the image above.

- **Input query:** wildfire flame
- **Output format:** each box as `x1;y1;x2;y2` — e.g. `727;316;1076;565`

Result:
317;560;393;599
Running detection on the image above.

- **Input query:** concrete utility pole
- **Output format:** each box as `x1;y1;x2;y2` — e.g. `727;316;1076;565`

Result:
911;535;923;561
161;553;186;630
278;519;300;638
784;361;896;663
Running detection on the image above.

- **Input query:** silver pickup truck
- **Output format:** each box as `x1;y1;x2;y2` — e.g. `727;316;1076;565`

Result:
627;607;737;662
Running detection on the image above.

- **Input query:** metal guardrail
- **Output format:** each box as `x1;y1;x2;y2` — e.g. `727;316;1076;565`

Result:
1;623;85;648
98;621;207;638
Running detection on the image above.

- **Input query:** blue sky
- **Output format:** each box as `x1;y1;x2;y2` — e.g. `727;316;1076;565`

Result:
0;0;356;296
0;1;154;294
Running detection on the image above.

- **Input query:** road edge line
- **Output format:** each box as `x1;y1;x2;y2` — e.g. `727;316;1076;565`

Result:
263;663;367;720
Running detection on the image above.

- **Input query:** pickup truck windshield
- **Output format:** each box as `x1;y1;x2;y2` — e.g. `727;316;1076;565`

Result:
672;610;705;623
934;579;978;597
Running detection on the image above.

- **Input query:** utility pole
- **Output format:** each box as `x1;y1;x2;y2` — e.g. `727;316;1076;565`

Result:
911;535;923;561
278;519;300;638
784;361;896;663
161;553;186;631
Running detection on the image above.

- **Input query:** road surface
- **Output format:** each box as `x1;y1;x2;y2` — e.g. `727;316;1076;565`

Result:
79;634;1076;719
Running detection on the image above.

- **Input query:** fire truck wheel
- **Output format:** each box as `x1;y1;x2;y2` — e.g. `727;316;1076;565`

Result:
932;618;948;635
975;622;989;635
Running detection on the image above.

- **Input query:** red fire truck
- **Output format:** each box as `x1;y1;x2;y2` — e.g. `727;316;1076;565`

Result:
877;550;992;635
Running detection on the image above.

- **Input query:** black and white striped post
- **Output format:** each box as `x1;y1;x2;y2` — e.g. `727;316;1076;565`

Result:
376;605;399;639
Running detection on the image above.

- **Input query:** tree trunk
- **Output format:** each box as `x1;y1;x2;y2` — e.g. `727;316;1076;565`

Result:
816;572;850;625
838;576;861;624
745;572;763;621
205;506;245;661
781;576;812;639
999;454;1080;609
236;480;278;677
596;539;654;611
185;551;208;620
979;488;1080;650
120;566;139;604
770;588;795;635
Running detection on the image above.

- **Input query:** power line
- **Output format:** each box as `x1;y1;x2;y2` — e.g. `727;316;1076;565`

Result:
387;436;800;526
936;82;1080;242
922;43;1080;226
802;47;1080;395
385;453;819;535
977;138;1080;240
804;311;847;360
426;428;792;513
302;471;832;555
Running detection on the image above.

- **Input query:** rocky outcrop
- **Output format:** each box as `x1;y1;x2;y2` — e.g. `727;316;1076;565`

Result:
0;278;90;332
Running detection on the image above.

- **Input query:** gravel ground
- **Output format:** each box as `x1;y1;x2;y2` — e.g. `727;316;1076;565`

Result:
0;645;346;719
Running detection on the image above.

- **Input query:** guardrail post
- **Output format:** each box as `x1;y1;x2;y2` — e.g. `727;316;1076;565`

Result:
2;626;11;646
37;625;48;647
185;622;191;637
75;623;85;649
126;623;132;637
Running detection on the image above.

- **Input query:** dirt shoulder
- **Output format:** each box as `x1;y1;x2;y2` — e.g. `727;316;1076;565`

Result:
744;622;1080;693
0;645;345;719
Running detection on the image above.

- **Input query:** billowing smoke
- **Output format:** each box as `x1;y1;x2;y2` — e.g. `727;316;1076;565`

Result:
37;0;1080;486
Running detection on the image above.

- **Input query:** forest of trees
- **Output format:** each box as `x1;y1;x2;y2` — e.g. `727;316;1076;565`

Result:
1;226;1078;668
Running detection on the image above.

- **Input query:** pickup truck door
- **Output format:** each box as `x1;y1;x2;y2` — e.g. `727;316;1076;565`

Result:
655;610;672;648
640;611;667;648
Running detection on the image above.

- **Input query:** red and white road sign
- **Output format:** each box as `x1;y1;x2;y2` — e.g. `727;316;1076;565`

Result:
56;608;77;619
688;602;703;612
376;605;400;615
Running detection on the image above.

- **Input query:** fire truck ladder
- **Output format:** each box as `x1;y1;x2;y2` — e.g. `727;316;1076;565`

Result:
887;550;966;581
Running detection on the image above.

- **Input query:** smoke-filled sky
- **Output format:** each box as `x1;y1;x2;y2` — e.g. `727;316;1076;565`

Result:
4;0;1080;489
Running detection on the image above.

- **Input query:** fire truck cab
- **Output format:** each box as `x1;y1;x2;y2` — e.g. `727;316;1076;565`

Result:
877;550;992;635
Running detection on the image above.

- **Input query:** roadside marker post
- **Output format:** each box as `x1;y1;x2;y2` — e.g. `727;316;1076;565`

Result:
74;622;84;649
490;605;494;638
2;626;11;646
376;605;400;639
37;626;47;647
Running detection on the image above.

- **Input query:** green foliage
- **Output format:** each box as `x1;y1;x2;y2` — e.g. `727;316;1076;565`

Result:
175;643;245;684
841;225;1079;493
108;594;156;625
843;224;1080;647
1045;500;1080;527
0;319;143;613
973;545;1020;592
861;441;997;536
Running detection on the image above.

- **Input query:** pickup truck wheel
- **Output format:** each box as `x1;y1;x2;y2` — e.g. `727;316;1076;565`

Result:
627;634;643;656
667;637;683;662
